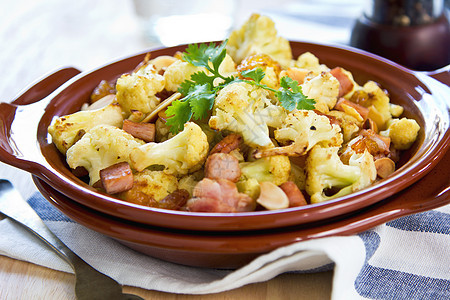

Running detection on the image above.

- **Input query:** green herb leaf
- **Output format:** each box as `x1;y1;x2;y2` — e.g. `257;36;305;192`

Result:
183;43;211;68
277;76;316;111
210;40;227;71
189;71;216;87
185;84;216;120
183;40;228;73
166;41;316;134
165;100;192;133
240;68;265;84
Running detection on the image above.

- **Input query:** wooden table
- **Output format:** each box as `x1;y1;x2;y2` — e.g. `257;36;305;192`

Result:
0;255;332;299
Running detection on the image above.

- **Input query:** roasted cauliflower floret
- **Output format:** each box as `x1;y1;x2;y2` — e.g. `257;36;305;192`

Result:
288;162;307;191
117;170;178;206
380;118;420;150
177;170;204;197
301;72;340;113
66;125;145;185
130;122;209;176
115;63;165;117
350;81;392;130
226;13;292;68
294;52;330;75
327;110;361;143
305;146;376;203
48;103;123;155
237;53;281;89
239;155;291;186
255;110;342;157
163;59;204;92
209;81;286;148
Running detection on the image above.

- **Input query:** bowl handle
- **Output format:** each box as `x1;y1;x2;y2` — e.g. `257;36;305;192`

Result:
420;64;450;86
0;67;81;175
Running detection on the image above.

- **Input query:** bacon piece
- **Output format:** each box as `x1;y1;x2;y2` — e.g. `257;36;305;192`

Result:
279;181;307;207
281;68;309;84
210;133;243;154
99;162;134;194
335;98;369;121
187;178;255;213
122;120;155;142
330;67;354;97
205;153;241;182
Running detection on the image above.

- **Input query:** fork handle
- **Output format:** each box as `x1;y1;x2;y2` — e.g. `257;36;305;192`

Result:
0;179;78;266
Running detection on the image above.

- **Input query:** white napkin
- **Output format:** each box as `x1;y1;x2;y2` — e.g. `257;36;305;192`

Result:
1;167;450;299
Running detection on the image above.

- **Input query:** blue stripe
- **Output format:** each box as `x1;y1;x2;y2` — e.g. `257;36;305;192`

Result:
386;211;450;234
355;265;450;299
358;230;381;261
357;221;450;299
27;192;73;222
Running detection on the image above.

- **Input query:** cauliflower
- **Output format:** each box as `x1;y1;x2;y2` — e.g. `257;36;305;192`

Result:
294;52;330;75
236;177;260;200
288;161;307;191
301;72;340;113
130;122;209;176
350;81;392;130
239;155;291;186
327;110;361;143
178;170;204;197
255;110;343;157
380;118;420;150
115;63;165;117
66;125;145;185
117;170;178;206
305;146;376;203
48;103;123;155
226;13;292;68
163;59;204;92
164;54;236;92
237;53;281;89
209;81;286;148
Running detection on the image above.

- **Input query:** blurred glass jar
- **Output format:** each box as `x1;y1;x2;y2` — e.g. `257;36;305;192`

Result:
350;0;450;70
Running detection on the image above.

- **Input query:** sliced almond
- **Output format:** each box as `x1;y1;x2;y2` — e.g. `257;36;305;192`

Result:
141;92;181;123
256;182;289;210
374;157;396;179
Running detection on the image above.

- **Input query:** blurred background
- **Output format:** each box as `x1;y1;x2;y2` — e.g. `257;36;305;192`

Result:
0;0;365;103
0;0;448;103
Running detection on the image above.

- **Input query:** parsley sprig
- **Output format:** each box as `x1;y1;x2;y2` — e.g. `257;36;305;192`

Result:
165;40;315;133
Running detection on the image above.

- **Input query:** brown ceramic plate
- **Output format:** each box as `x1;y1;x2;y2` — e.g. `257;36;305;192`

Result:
34;148;450;268
0;42;449;232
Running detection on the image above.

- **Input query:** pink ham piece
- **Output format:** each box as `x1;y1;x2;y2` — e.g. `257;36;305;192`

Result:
330;67;354;97
186;178;255;213
99;162;133;194
122;120;156;142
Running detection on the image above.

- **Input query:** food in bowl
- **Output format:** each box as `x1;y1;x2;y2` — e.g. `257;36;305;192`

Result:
47;14;420;213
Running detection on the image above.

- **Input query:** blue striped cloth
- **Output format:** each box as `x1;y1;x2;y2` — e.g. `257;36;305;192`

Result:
20;191;450;299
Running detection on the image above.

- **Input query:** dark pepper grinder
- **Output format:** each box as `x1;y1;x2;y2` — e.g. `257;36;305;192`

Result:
350;0;450;71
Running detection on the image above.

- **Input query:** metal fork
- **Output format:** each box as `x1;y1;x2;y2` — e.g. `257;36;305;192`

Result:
0;179;144;300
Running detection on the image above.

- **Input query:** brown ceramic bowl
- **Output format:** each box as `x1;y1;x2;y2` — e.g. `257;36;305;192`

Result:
0;42;449;232
34;147;450;268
